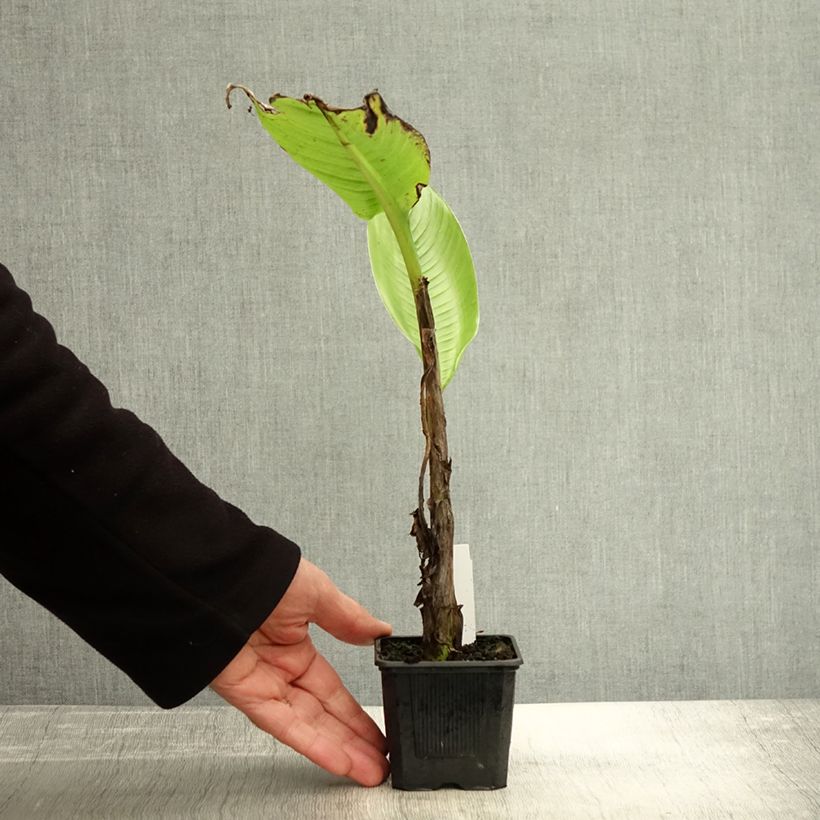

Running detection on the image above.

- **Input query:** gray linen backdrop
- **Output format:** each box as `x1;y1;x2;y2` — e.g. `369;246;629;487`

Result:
1;1;817;706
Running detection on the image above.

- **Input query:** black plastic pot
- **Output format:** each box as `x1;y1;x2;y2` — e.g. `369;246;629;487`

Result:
374;634;523;790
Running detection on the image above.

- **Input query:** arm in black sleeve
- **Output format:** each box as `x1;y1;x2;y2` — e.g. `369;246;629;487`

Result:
0;261;301;708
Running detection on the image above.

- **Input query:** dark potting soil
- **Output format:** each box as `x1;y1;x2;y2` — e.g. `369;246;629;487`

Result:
378;635;517;663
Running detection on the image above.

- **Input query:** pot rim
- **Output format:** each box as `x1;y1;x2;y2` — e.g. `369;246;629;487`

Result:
374;634;523;669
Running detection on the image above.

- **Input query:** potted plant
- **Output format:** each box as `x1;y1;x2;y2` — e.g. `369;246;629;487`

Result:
225;84;522;790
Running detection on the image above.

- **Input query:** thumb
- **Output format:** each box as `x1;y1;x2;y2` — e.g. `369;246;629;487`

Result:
312;569;392;646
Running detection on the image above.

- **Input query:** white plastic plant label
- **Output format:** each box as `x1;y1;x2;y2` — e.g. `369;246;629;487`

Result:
453;543;477;646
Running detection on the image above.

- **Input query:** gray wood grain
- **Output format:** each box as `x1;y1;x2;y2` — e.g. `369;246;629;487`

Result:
0;701;818;819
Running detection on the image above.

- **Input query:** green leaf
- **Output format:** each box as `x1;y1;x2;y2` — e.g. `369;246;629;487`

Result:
226;84;478;388
226;85;430;221
367;185;478;389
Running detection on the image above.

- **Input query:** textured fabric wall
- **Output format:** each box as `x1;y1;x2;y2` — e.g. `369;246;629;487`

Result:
1;0;817;707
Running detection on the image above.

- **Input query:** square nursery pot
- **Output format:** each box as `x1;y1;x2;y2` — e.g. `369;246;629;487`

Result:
374;634;523;790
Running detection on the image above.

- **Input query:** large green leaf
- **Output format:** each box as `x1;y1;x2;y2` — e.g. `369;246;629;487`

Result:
367;185;478;389
226;84;429;220
226;84;478;388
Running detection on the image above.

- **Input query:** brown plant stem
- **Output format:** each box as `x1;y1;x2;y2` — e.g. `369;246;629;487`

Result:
411;277;463;660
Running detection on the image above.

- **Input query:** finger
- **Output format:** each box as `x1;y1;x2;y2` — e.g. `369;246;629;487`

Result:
313;571;392;646
225;640;387;754
294;648;388;753
244;696;389;787
287;686;390;773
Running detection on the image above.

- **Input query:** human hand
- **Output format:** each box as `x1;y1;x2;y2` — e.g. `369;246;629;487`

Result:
209;558;392;786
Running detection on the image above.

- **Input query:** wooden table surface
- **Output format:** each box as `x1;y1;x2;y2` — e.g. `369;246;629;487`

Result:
1;700;818;819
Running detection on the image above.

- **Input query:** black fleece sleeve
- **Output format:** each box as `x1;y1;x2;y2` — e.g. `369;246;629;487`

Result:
0;261;301;708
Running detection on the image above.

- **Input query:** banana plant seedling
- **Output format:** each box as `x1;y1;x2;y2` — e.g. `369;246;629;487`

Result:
226;84;478;661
